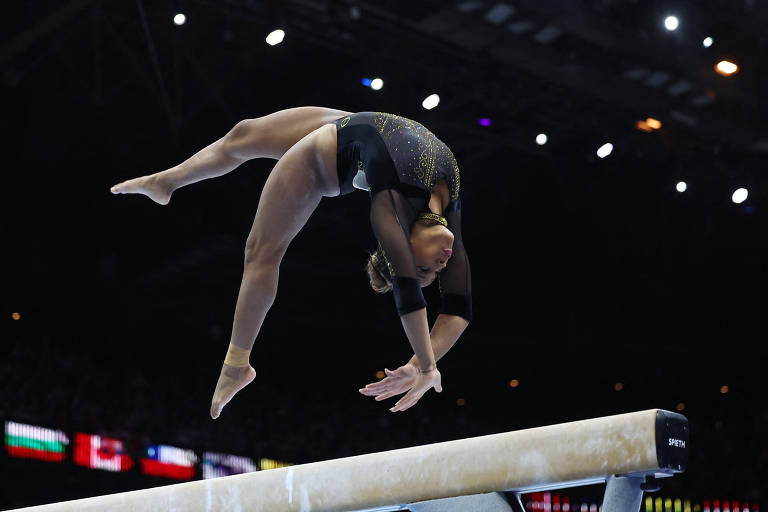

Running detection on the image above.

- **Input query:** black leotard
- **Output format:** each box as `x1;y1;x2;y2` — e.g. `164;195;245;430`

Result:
332;112;472;322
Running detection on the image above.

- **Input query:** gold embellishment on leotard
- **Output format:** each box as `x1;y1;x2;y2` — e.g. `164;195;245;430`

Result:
418;212;447;227
369;112;461;200
377;245;395;279
340;116;350;127
450;153;461;200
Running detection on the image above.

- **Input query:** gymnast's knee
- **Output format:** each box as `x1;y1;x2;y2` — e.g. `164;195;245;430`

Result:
224;118;266;160
243;239;285;269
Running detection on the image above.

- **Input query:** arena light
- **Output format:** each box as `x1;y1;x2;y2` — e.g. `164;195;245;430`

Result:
731;188;748;204
703;37;713;48
636;118;662;132
266;29;285;46
636;120;653;133
422;93;440;110
715;60;738;76
597;142;614;158
536;133;548;145
664;16;679;31
173;13;186;26
360;77;384;90
676;181;687;193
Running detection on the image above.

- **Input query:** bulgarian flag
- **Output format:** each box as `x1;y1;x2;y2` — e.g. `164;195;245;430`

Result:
5;421;69;462
73;432;134;472
140;444;198;480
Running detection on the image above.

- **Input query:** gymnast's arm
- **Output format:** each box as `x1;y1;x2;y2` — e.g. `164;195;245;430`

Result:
409;198;472;367
369;189;436;373
406;314;469;369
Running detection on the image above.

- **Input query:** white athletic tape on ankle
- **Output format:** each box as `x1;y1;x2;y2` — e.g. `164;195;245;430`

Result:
224;343;251;367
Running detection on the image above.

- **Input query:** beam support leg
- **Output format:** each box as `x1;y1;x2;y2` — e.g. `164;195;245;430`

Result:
408;492;514;512
602;475;645;512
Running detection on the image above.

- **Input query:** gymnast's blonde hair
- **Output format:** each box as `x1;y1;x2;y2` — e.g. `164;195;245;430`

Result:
365;251;392;293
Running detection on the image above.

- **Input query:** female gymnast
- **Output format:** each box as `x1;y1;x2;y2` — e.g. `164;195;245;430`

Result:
110;107;472;418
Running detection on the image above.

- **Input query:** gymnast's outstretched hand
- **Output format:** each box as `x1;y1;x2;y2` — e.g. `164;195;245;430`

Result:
359;364;418;400
359;365;442;412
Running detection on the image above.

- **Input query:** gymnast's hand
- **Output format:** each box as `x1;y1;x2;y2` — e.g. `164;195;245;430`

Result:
359;364;418;401
359;365;442;412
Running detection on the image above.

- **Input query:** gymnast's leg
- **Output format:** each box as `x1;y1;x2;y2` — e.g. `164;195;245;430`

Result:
210;123;340;419
109;106;351;204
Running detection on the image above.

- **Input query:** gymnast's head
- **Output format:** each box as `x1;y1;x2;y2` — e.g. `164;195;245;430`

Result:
366;218;454;293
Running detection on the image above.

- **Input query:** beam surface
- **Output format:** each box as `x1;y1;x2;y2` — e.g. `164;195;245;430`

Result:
7;409;688;512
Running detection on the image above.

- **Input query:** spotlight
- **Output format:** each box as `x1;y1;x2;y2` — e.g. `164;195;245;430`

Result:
703;37;713;48
597;142;613;158
422;94;440;110
173;13;186;26
664;16;679;31
266;29;285;46
536;133;548;145
715;60;738;76
732;188;748;204
370;78;384;90
676;181;687;193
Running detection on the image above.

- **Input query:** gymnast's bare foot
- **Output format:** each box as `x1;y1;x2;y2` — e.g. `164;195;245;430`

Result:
210;363;257;419
110;173;173;205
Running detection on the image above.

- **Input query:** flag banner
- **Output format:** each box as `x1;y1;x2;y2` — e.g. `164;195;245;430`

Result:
5;421;69;462
202;451;258;479
259;457;292;470
140;444;198;480
73;432;134;472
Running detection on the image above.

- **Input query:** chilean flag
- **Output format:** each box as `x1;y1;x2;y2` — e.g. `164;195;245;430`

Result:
140;444;198;480
73;433;134;472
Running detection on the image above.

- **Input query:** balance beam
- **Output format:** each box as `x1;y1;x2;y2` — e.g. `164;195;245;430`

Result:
7;409;688;512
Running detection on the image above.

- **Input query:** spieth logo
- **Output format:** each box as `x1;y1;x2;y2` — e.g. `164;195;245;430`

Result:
668;438;686;448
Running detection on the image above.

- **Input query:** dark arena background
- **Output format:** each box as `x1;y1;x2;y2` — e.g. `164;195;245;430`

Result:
1;0;766;510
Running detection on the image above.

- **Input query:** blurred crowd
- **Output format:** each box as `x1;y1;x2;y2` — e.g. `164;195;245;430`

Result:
0;330;764;509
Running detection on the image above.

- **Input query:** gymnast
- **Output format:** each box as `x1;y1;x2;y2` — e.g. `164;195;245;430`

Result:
110;107;472;418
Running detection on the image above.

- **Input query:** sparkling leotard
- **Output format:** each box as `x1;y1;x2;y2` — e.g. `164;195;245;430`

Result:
332;112;472;322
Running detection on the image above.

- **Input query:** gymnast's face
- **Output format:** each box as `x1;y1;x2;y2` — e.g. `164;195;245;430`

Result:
410;222;454;287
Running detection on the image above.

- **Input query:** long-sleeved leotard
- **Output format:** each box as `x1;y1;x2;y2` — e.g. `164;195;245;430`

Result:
331;112;472;323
